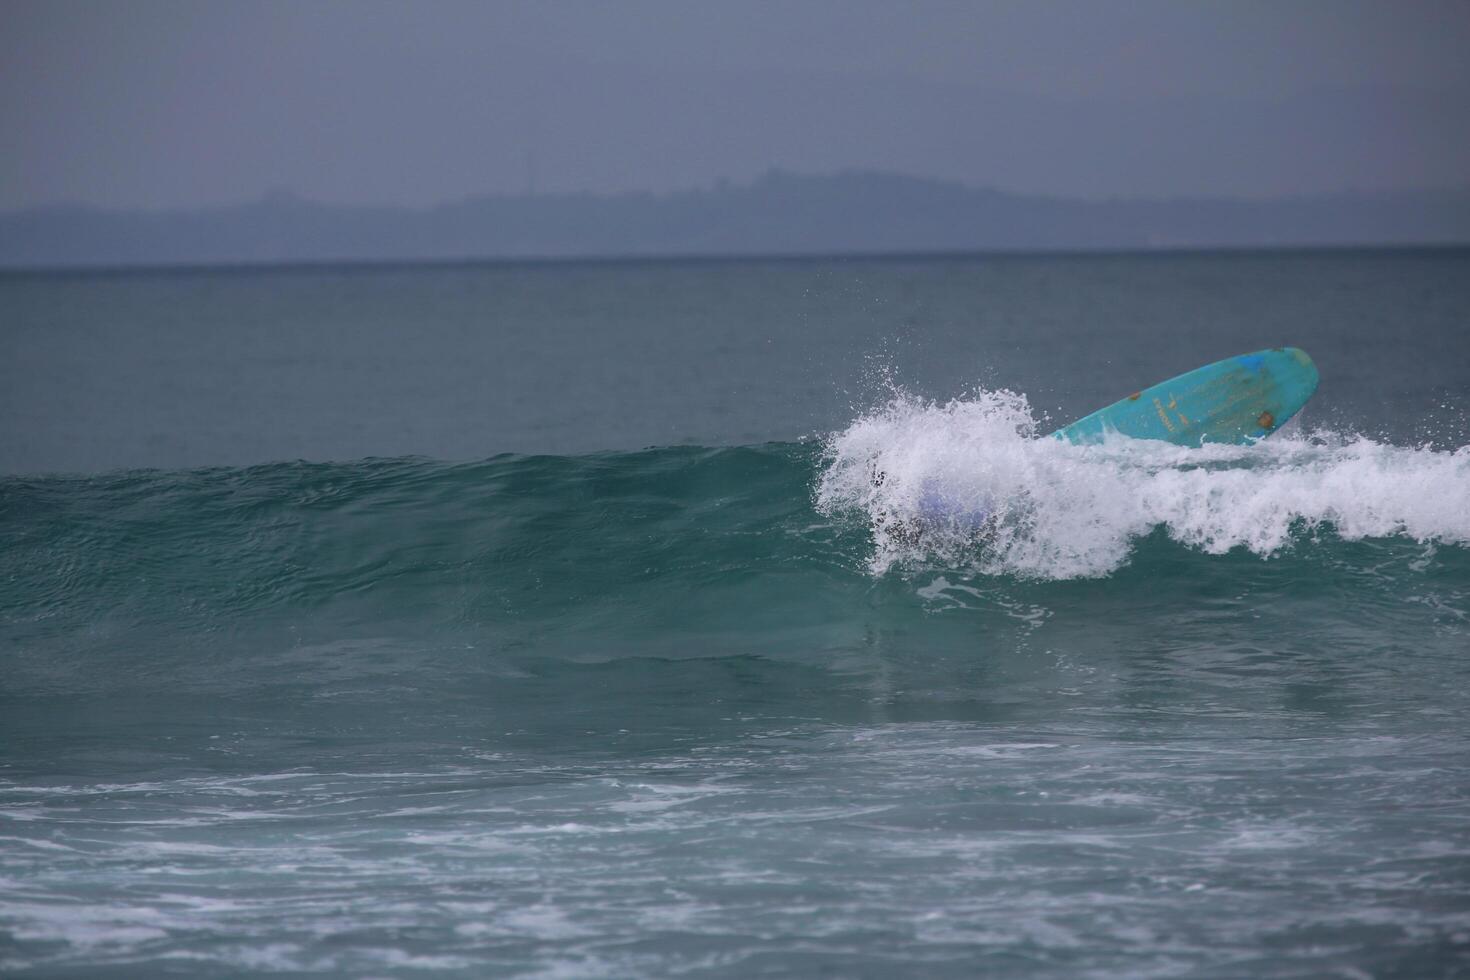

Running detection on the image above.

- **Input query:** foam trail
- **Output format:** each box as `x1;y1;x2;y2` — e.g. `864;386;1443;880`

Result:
816;390;1470;579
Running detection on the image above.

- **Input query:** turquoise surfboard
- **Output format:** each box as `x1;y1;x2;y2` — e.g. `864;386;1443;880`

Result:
900;347;1319;529
1051;347;1319;448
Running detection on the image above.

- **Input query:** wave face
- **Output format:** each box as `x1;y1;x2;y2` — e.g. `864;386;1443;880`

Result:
3;425;1470;976
1;445;854;669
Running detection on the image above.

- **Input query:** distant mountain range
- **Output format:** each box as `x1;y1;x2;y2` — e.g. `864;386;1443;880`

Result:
3;171;1468;269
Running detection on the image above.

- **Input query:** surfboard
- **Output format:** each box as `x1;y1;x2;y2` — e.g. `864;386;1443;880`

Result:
888;347;1319;533
1050;347;1318;448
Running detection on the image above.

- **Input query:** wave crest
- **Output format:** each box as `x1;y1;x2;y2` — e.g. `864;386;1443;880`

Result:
816;390;1470;579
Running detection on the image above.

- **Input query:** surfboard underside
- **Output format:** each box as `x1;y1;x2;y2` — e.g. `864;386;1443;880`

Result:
1051;347;1319;448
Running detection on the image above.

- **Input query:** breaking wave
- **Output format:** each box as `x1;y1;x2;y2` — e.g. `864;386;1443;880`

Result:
816;388;1470;578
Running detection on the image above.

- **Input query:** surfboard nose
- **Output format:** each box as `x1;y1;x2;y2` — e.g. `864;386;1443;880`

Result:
1287;346;1318;380
1273;346;1320;395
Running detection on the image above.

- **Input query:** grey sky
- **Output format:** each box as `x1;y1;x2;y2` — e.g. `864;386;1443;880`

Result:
2;0;1468;209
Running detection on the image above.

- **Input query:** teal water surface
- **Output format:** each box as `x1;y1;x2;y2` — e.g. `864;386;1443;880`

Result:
2;250;1469;977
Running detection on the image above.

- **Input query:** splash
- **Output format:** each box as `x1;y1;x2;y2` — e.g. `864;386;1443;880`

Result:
816;389;1470;579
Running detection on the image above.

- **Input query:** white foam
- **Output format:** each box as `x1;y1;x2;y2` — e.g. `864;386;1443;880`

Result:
816;389;1470;579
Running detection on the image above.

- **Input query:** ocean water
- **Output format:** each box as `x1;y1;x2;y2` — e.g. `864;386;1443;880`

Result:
2;250;1469;977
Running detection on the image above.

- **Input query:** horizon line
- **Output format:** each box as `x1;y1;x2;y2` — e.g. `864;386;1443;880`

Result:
5;240;1469;278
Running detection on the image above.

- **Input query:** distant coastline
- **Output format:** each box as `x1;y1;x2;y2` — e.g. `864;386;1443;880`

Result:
4;170;1469;270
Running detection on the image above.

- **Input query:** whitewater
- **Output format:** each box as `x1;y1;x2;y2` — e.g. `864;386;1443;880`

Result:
818;387;1470;578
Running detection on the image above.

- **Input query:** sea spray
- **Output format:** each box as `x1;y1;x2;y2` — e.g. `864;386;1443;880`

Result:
816;389;1470;578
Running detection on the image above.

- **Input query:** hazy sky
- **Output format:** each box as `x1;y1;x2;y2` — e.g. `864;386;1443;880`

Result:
3;0;1468;209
